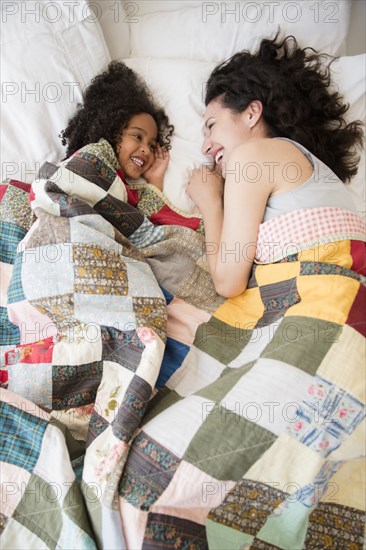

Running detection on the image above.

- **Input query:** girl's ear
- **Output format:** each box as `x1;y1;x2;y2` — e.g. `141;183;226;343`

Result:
247;100;263;128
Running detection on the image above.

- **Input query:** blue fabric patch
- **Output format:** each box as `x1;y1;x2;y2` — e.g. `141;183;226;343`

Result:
0;221;27;264
0;306;20;346
0;401;48;473
7;252;26;304
160;286;174;305
156;337;189;389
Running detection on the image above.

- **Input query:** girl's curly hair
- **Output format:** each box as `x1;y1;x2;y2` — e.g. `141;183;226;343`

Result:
205;35;364;182
60;61;174;158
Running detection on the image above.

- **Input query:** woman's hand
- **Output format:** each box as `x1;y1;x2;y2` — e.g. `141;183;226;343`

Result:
143;144;169;190
187;165;224;211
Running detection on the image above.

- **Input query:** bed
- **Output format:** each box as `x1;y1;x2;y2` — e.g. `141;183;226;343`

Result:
1;1;365;548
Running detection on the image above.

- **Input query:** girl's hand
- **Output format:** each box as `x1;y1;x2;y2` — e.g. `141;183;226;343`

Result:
187;165;224;211
143;144;169;190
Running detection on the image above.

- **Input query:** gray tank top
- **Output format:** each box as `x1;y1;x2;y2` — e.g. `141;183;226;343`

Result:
262;138;358;222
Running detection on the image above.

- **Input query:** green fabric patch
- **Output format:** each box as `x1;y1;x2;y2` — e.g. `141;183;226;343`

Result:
194;317;253;364
257;500;312;550
81;480;102;549
197;362;255;403
183;405;276;481
206;518;254;550
260;316;342;375
63;479;95;541
13;474;62;549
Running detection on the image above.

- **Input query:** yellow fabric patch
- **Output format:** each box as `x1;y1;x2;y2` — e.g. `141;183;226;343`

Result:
299;240;352;267
286;275;359;325
255;261;300;287
318;325;366;403
213;287;264;328
323;458;366;511
244;433;324;491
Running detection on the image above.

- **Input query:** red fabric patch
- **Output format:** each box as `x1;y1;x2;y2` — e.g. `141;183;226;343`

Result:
0;184;8;202
116;169;140;207
9;179;31;193
5;336;55;366
29;187;36;203
150;205;201;230
125;185;140;207
346;284;366;337
350;240;366;276
0;368;8;386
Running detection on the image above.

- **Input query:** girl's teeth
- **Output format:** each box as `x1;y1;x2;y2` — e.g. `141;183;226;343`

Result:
131;157;143;167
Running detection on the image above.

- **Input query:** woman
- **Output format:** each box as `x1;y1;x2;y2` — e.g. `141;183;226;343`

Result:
188;35;364;298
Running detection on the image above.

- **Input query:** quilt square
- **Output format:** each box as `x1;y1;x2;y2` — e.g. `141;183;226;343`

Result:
73;244;128;296
304;502;365;549
13;473;62;548
142;512;207;549
94;195;145;236
25;217;70;249
0;184;32;230
213;287;264;328
118;432;180;511
30;293;77;332
22;243;74;300
143;395;212;459
166;345;225;397
133;296;167;343
183;405;276;481
346;283;366;337
260;316;342;375
156;337;190;390
257;276;301;327
66;151;117;191
7;253;26;305
194;316;253;365
52;361;103;410
221;358;314;436
286;375;365;457
317;324;365;403
0;462;31;518
0;401;48;473
86;410;110;448
289;274;360;325
7;362;53;410
101;325;144;372
0;222;27;264
112;375;152;443
208;479;286;537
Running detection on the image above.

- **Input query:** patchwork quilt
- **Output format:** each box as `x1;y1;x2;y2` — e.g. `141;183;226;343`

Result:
1;139;365;549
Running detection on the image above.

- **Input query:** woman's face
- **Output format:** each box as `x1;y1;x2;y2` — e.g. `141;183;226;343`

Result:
117;113;158;179
202;99;253;177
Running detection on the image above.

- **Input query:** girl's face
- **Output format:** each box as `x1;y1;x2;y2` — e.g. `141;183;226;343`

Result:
202;99;254;177
117;113;158;179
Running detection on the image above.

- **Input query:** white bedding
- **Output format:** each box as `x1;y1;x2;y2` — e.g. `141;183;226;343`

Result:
1;0;365;216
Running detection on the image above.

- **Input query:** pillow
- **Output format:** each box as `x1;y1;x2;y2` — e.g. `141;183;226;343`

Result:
86;0;131;59
124;54;365;217
1;0;111;184
125;0;351;61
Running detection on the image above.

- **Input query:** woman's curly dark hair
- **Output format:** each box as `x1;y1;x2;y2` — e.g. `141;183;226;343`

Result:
60;61;174;158
205;35;364;182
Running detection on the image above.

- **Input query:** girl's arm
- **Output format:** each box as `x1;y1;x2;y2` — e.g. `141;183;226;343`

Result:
189;140;274;297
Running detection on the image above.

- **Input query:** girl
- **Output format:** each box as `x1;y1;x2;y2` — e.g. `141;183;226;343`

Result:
61;60;173;190
61;61;203;231
188;35;364;297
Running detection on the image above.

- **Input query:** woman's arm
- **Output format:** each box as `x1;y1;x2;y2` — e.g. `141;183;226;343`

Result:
189;140;274;297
